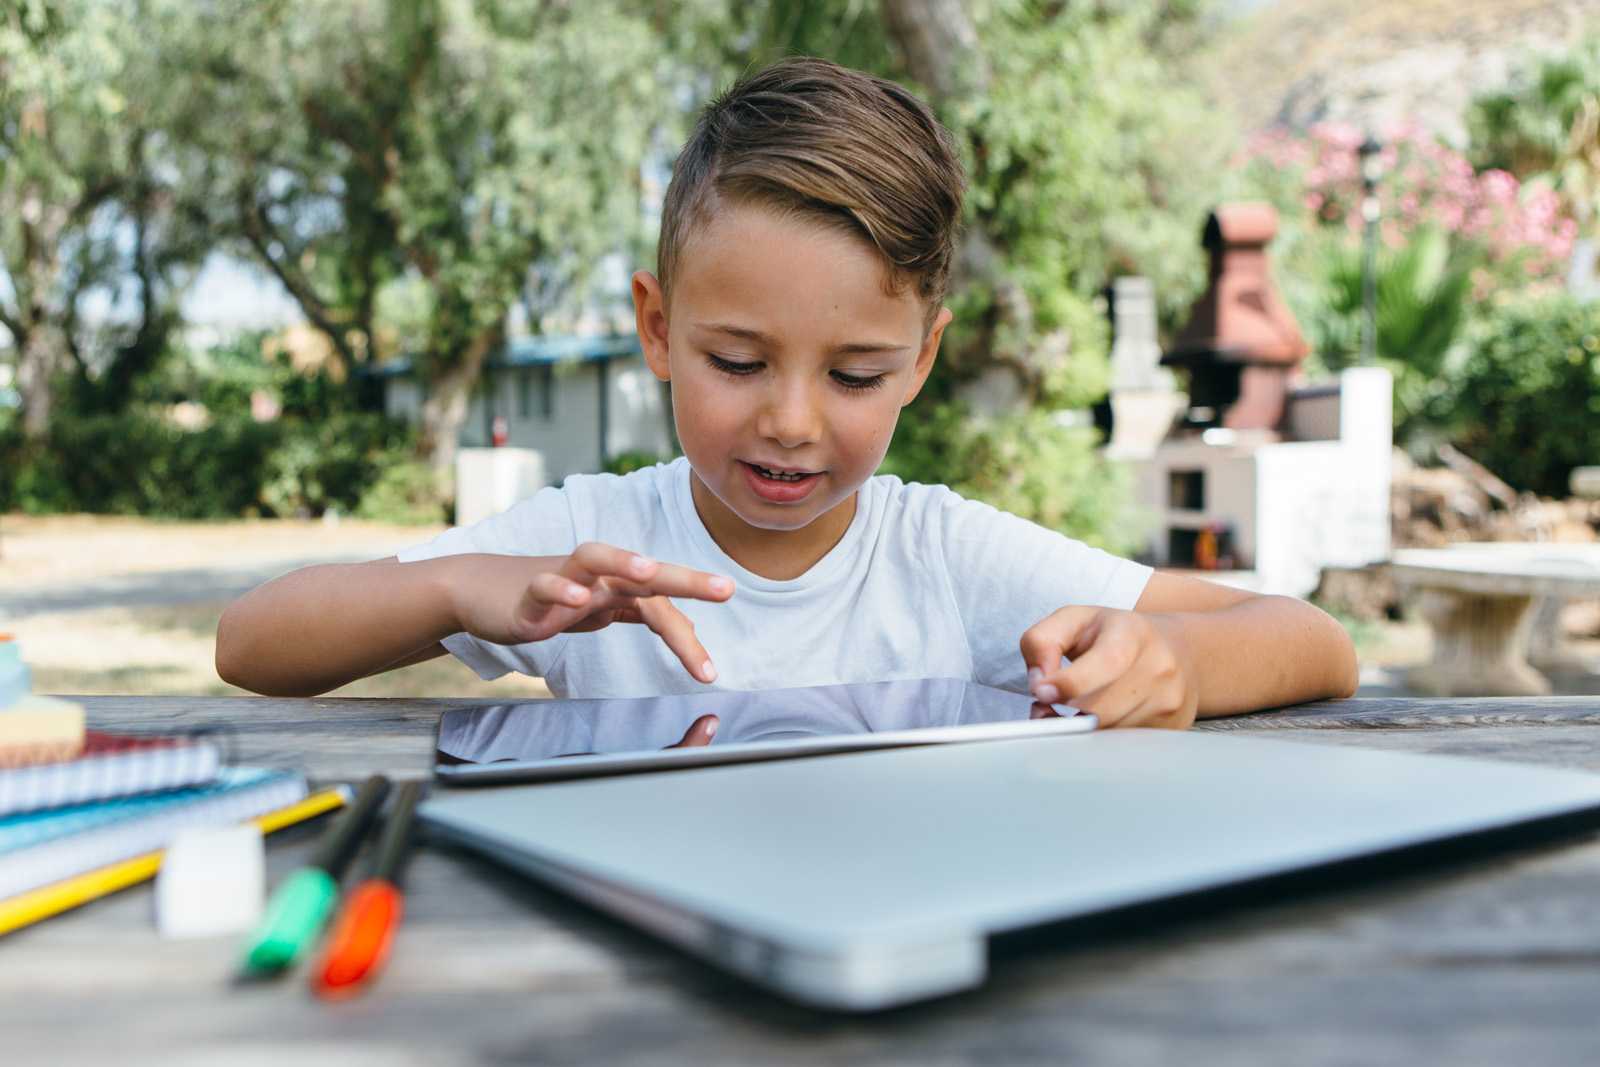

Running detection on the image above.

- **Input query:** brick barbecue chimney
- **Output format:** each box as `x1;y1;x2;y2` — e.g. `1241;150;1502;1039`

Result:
1162;203;1308;431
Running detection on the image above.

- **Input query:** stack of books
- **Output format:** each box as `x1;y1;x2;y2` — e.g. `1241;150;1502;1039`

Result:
0;635;318;934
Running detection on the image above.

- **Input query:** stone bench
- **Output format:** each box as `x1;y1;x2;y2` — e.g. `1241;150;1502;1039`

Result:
1389;544;1600;696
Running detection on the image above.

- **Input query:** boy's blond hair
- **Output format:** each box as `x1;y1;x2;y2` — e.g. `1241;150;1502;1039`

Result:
657;56;965;324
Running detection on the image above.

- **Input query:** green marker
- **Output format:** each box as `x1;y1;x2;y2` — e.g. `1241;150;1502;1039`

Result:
240;774;390;975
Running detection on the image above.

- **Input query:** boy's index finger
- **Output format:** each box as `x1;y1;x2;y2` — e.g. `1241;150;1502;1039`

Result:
564;542;654;585
559;545;734;602
636;560;736;603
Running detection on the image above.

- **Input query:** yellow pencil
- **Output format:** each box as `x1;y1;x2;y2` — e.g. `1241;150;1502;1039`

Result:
0;786;349;937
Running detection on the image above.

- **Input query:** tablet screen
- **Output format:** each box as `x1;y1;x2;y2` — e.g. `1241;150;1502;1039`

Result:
435;678;1078;777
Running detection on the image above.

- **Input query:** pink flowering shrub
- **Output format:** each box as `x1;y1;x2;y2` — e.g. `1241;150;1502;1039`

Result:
1239;122;1577;286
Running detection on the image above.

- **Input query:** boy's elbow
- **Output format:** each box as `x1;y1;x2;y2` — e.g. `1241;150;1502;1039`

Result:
213;604;250;691
214;601;290;695
1325;610;1361;699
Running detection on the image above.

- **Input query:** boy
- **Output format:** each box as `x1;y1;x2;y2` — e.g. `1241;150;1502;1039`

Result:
216;57;1358;728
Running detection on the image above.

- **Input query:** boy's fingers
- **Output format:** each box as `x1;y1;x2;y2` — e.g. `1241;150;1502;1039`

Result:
634;597;718;684
513;573;592;638
1070;672;1148;727
1047;640;1136;702
521;571;590;609
566;542;655;586
666;714;720;748
1020;607;1108;702
562;544;734;603
1018;606;1100;674
630;560;735;603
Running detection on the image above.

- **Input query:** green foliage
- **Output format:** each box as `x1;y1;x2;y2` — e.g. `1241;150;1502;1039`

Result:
604;450;676;477
0;332;418;518
955;1;1227;330
1301;227;1475;437
1469;36;1600;226
735;0;1223;554
256;411;413;519
883;403;1145;555
0;409;413;519
1441;294;1600;496
1;1;219;432
1;413;276;517
156;0;671;463
353;458;448;525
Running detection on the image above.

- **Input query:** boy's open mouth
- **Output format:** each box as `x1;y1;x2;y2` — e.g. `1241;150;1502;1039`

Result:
743;461;821;483
740;460;825;503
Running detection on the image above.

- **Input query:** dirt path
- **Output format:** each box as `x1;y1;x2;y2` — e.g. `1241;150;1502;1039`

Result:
0;513;438;589
0;514;551;699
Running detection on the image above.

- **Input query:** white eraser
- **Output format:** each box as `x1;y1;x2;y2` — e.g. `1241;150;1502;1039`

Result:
155;824;265;939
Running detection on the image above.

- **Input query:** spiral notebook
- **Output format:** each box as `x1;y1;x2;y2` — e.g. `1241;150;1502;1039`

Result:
0;767;306;900
0;730;224;817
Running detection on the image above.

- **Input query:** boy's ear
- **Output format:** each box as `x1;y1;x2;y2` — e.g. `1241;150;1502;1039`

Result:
632;270;671;382
902;306;953;407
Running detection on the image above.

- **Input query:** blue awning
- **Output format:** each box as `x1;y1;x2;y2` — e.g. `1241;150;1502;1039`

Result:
361;334;643;380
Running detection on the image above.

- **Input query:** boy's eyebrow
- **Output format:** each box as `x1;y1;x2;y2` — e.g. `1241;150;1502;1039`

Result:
693;321;912;355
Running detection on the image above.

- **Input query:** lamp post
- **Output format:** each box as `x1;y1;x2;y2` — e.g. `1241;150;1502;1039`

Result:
1358;134;1383;367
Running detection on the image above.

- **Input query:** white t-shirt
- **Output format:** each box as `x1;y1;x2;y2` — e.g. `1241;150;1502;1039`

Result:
397;458;1151;699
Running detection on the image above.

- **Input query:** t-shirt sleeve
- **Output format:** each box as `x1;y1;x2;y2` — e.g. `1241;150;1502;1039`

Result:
935;489;1153;693
394;485;579;680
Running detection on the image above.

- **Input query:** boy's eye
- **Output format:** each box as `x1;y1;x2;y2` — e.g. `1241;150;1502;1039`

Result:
705;353;886;392
831;371;888;392
706;353;760;376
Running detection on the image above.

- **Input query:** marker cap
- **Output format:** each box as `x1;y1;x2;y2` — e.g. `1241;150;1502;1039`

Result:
313;879;402;996
241;866;338;973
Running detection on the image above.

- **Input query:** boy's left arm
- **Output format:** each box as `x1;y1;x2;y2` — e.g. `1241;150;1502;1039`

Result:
1021;572;1359;729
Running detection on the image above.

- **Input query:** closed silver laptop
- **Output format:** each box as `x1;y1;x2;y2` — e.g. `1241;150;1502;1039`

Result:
421;699;1600;1010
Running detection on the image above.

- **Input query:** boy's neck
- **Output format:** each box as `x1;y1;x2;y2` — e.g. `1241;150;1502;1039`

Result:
688;473;857;581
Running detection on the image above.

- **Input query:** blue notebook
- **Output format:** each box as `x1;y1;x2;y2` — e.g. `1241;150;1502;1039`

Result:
0;767;307;900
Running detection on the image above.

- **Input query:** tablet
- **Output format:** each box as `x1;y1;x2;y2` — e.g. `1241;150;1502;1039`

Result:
433;678;1094;785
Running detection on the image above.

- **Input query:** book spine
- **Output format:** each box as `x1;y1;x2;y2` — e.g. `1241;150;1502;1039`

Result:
0;743;223;817
0;773;306;900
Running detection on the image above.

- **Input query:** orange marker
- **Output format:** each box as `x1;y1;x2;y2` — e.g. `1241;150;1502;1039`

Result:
313;781;421;998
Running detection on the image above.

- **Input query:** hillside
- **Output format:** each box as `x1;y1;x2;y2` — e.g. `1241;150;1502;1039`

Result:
1202;0;1600;141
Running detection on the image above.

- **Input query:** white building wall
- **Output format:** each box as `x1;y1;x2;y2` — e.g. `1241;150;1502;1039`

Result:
1129;366;1393;597
383;354;674;489
1132;440;1260;564
608;360;675;460
385;379;424;422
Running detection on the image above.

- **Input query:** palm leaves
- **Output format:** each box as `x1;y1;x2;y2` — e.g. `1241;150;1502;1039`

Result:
1310;227;1475;436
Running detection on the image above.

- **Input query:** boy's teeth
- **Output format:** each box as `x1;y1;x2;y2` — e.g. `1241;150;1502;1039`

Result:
754;464;810;482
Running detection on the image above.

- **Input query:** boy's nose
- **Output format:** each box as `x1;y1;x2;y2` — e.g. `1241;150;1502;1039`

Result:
756;384;823;448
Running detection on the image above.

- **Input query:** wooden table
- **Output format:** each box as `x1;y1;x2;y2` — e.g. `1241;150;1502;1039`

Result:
7;695;1600;1065
1389;545;1600;697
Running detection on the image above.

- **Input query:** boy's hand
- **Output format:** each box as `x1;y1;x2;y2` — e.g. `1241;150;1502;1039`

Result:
449;544;735;684
1020;608;1199;730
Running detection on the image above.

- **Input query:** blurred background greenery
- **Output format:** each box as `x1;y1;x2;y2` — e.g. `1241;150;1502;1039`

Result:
3;0;1599;550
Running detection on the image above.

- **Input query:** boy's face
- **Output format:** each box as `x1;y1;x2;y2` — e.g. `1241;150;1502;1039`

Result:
633;203;950;560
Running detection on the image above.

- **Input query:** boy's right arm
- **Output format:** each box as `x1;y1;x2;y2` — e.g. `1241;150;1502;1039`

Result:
215;546;734;697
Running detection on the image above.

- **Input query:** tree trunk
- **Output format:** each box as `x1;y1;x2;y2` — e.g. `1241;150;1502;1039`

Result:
879;0;1040;415
880;0;989;99
416;326;501;498
12;196;71;440
15;322;64;440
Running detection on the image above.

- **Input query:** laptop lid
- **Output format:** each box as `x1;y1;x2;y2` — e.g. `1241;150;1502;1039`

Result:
420;729;1600;1011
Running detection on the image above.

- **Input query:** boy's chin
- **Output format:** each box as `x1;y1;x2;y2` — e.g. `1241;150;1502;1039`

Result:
722;484;847;533
730;506;828;532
